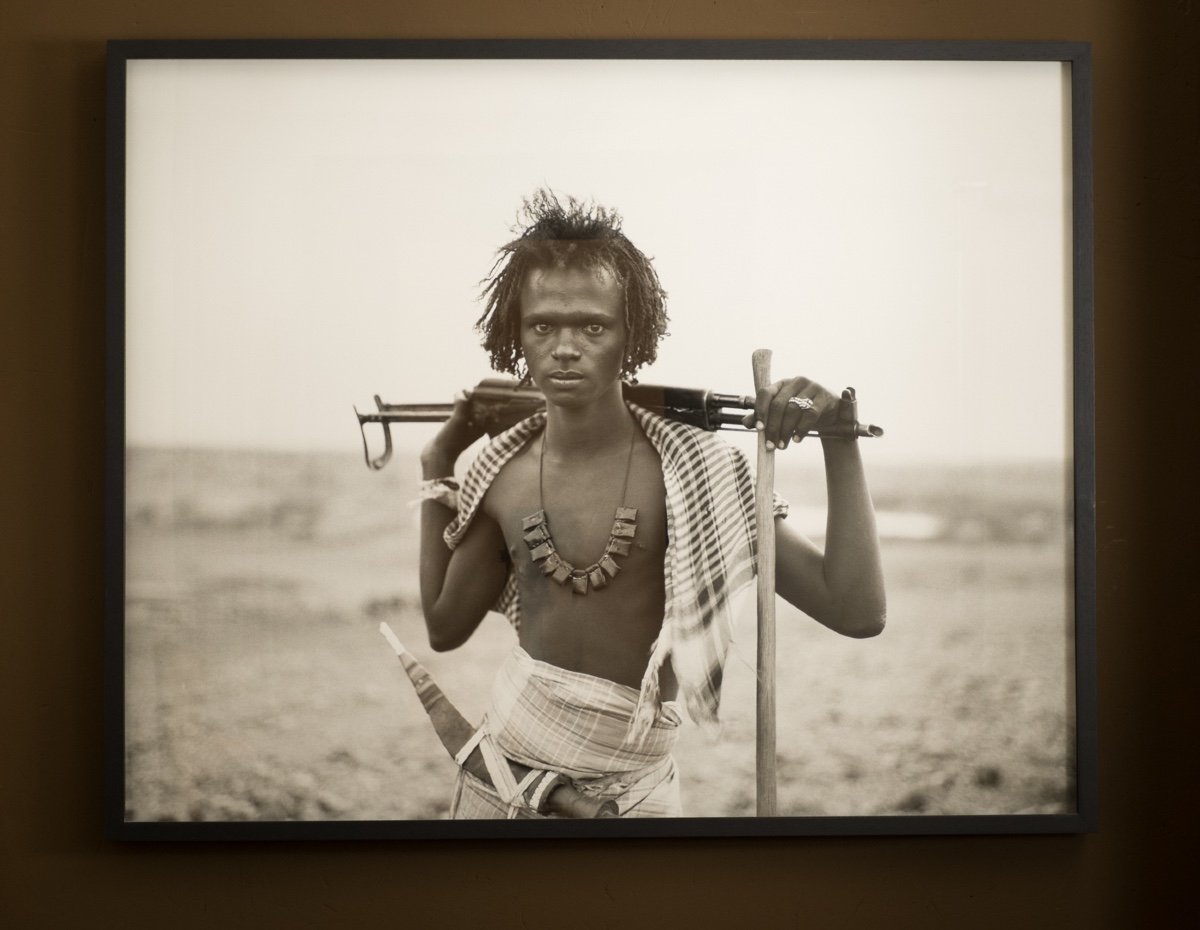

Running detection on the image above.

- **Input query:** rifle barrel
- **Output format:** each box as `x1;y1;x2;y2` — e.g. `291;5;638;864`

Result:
356;407;452;423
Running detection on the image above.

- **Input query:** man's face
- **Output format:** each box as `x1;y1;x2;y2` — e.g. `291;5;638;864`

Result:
519;264;627;407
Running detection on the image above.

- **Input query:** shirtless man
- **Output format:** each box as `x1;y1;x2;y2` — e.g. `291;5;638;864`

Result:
418;191;885;818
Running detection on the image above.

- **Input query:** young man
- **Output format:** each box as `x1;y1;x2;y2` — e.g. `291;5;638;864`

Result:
418;191;885;818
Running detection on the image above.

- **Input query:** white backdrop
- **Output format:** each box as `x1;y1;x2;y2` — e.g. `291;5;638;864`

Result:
125;57;1071;465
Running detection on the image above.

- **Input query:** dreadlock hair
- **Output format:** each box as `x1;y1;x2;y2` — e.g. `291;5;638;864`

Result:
476;189;669;382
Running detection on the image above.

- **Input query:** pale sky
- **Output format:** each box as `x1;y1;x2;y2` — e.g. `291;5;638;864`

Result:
125;57;1073;465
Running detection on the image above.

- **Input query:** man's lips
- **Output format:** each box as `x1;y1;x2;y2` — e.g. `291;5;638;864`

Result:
547;371;584;382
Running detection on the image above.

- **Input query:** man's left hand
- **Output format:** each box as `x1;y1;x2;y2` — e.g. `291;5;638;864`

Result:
742;377;840;451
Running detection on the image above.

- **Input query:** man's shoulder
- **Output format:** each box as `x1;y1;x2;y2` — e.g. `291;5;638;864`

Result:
461;414;544;480
446;414;543;549
629;403;746;463
481;433;538;502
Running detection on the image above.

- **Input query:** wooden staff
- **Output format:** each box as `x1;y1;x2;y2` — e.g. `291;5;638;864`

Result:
751;349;777;817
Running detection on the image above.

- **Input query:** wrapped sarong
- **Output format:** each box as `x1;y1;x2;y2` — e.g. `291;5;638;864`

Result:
450;647;683;819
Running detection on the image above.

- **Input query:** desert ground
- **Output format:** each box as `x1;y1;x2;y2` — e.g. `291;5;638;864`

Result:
124;448;1074;821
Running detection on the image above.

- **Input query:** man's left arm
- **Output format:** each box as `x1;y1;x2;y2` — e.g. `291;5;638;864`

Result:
749;377;887;638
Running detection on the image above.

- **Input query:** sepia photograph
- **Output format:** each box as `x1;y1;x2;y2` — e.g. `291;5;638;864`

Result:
109;41;1094;837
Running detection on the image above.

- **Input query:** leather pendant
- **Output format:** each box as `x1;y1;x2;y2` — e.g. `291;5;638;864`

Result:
611;521;636;539
524;524;550;546
522;511;547;531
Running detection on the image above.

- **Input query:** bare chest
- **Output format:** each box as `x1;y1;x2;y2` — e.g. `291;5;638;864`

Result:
486;437;667;580
481;434;671;685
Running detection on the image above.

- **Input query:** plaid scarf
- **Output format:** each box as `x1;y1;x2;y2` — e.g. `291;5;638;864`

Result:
444;403;788;739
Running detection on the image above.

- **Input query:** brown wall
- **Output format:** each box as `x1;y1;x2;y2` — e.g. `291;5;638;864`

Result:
3;1;1195;926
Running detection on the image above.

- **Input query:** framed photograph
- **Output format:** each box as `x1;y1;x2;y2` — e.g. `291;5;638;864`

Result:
107;39;1095;839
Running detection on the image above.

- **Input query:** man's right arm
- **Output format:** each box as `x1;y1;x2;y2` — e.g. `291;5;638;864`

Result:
418;396;510;652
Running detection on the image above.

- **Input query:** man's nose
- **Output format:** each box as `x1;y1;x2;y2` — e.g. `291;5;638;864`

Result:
551;334;582;360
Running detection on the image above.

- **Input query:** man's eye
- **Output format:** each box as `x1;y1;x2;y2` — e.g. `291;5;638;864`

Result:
532;323;552;335
584;324;605;335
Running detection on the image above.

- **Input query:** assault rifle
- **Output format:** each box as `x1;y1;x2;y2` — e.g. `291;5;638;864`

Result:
355;378;882;470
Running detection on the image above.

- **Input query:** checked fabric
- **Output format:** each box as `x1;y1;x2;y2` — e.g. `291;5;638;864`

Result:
444;403;788;739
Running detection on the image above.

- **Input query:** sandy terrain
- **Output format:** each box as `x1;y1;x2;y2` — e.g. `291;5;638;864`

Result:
123;448;1074;821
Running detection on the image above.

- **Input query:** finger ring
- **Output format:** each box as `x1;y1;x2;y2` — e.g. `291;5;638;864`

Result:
787;397;815;411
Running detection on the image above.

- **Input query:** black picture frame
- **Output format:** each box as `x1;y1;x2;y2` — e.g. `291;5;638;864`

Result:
106;38;1096;840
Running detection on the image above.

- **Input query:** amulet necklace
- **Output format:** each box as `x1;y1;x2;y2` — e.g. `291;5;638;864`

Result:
522;428;638;596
